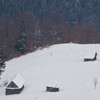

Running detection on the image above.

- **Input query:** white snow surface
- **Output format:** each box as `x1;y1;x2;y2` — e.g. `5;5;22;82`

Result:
0;43;100;100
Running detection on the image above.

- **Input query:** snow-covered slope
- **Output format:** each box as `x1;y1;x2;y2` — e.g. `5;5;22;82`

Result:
1;43;100;100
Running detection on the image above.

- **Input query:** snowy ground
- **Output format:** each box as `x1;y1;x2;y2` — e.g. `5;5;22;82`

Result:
0;43;100;100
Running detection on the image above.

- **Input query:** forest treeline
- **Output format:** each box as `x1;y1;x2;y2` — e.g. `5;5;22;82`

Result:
0;0;100;60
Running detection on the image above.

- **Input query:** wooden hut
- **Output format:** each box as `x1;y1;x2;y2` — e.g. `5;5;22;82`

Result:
5;74;25;95
84;52;97;62
46;86;59;92
46;82;60;92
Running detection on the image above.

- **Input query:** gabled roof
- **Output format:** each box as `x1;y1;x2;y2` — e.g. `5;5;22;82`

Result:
6;74;25;89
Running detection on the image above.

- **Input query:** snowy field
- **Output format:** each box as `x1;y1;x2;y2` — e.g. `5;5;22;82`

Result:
0;43;100;100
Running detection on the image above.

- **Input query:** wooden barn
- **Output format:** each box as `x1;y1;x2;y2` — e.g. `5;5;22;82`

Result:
5;74;25;95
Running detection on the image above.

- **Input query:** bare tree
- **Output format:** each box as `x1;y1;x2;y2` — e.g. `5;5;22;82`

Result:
94;77;98;89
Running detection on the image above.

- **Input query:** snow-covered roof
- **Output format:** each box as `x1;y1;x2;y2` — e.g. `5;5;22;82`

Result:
46;81;60;88
6;74;25;89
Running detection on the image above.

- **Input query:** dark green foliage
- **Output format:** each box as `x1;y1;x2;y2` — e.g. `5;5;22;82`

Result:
0;0;100;24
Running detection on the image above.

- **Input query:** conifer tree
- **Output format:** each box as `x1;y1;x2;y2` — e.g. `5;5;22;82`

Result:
15;21;26;54
0;48;6;78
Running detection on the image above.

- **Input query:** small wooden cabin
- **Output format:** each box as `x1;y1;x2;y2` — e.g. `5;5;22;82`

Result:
46;86;59;92
5;74;25;95
46;82;60;92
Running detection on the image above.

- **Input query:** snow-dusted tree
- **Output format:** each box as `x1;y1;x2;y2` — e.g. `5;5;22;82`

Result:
0;48;6;78
33;21;43;48
15;21;26;54
47;25;62;44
